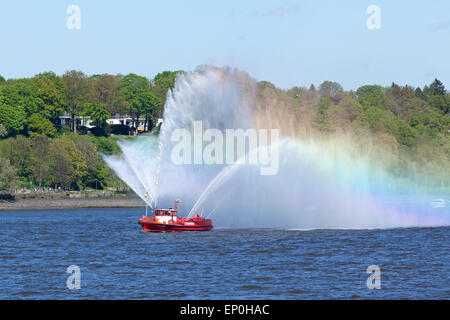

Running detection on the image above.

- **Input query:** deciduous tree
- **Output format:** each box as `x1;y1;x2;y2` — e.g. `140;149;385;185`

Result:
319;81;343;98
121;74;160;132
0;103;26;135
27;114;58;138
151;70;183;116
63;70;92;134
0;158;17;193
83;102;110;136
31;135;51;188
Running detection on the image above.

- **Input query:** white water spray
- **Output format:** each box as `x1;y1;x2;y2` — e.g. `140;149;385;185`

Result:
104;66;449;229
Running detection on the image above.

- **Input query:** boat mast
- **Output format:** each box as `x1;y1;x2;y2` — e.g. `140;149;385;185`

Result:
175;199;182;213
144;193;149;217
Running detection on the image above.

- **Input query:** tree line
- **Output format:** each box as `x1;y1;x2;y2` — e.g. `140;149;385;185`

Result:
256;78;450;190
0;70;182;138
0;70;181;193
1;69;449;193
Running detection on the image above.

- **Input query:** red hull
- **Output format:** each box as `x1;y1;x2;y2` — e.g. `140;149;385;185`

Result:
138;217;213;232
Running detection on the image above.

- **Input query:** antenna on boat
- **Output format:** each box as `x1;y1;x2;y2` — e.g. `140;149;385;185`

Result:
144;192;149;217
175;199;182;212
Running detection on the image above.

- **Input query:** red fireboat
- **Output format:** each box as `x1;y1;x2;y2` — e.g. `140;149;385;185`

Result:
138;200;213;232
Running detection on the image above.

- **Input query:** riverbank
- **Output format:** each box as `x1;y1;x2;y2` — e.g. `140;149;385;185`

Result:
0;196;145;211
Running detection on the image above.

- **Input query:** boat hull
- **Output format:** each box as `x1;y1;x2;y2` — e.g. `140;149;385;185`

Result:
138;219;213;232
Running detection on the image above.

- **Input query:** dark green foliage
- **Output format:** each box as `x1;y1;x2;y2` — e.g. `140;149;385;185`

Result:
0;78;40;116
0;103;26;135
428;78;445;96
410;110;450;132
415;87;424;99
83;102;109;136
76;126;89;135
121;74;161;131
314;96;332;132
92;136;120;155
427;95;450;114
0;136;33;178
110;124;131;135
355;85;385;109
27;114;58;137
90;126;111;137
354;107;417;147
62;70;92;134
151;70;184;115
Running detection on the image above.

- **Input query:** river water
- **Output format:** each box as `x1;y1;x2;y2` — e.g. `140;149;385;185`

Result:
0;208;448;299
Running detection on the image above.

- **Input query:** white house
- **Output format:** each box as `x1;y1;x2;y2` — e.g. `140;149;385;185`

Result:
59;113;94;128
107;113;146;131
59;113;163;133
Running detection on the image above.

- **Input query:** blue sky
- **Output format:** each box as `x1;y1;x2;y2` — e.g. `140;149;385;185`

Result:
1;0;450;90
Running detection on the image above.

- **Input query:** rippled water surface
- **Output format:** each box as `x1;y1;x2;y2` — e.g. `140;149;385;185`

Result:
0;208;448;299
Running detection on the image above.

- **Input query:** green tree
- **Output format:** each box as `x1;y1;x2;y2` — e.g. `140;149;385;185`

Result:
91;74;126;114
83;102;109;136
336;94;362;122
70;135;107;189
62;70;92;134
46;141;74;189
139;91;160;132
35;73;66;125
0;75;5;83
314;96;332;133
47;137;88;189
0;158;17;193
395;119;417;147
325;94;362;132
428;78;446;96
415;87;425;99
151;70;183;115
30;135;51;188
410;111;450;132
0;103;26;135
27;114;58;138
319;81;343;98
92;136;120;155
0;136;33;178
355;85;385;110
121;74;160;132
0;78;40;116
384;84;426;121
0;75;66;133
354;106;417;147
427;95;450;114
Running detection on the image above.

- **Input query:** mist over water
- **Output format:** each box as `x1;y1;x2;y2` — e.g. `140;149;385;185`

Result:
104;66;449;229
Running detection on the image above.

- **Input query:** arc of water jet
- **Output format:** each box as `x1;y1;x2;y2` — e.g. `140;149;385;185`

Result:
188;163;244;218
102;154;153;208
188;142;277;217
154;139;164;207
205;189;233;219
117;142;156;208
